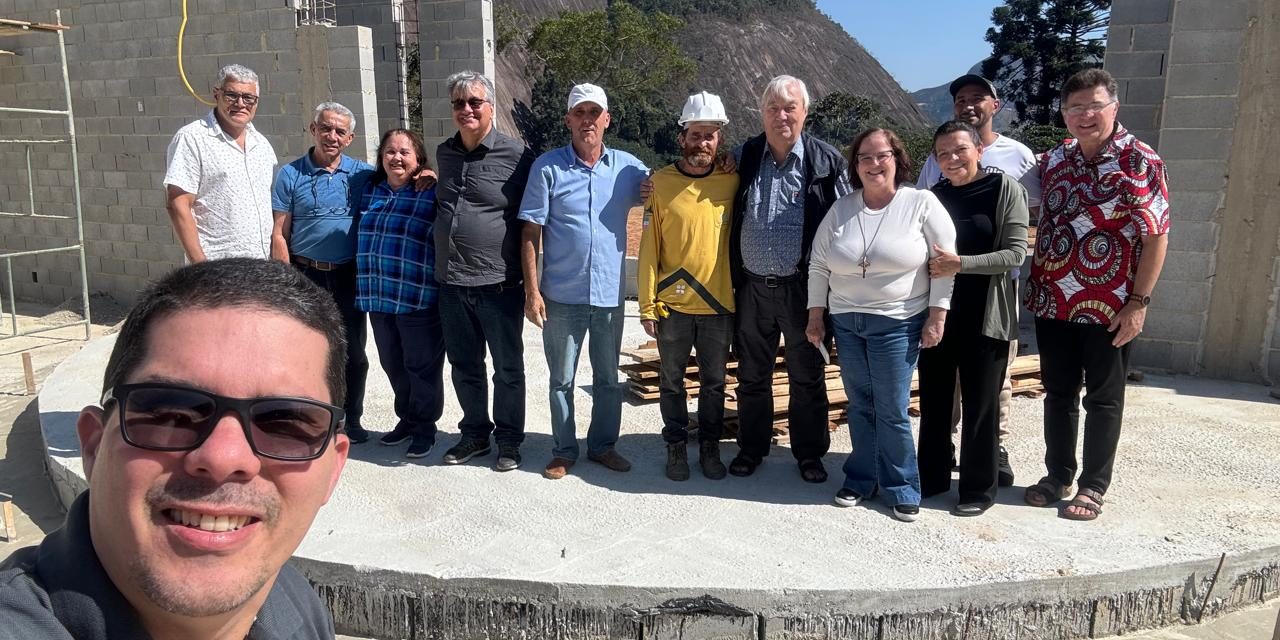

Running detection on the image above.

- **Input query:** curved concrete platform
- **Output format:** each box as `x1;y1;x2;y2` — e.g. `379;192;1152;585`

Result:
37;303;1280;639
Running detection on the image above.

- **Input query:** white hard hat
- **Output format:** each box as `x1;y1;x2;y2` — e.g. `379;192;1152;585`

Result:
678;91;729;127
567;83;608;111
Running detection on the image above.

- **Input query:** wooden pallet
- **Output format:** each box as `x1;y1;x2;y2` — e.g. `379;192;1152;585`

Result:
623;340;1042;443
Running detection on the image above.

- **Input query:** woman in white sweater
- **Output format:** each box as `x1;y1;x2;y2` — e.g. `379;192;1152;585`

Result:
804;128;956;522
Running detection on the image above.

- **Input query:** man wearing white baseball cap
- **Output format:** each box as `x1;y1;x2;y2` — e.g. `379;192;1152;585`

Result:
518;83;650;480
638;91;740;481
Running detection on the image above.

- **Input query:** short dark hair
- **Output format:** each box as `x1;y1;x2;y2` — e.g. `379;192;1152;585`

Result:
933;120;982;149
103;258;347;407
1060;68;1117;106
846;128;913;189
372;128;431;185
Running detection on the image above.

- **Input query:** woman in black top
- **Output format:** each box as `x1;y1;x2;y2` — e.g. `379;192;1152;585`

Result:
918;121;1030;516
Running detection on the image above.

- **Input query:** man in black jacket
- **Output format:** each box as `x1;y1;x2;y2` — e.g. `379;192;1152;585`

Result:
0;259;349;639
728;75;851;481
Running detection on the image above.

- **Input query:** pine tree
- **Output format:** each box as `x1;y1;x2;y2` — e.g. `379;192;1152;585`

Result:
982;0;1111;125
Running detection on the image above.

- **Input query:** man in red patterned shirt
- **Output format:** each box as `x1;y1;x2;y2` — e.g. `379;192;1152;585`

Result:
1023;68;1170;521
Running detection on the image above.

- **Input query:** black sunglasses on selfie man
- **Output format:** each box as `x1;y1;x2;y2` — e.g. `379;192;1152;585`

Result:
102;383;345;462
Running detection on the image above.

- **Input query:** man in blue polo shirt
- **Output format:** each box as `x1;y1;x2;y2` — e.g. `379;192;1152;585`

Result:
518;84;648;480
271;101;374;444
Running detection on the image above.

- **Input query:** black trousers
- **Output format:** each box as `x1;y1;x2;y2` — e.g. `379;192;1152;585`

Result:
733;277;831;461
297;261;368;428
439;283;527;446
369;307;446;443
1035;317;1131;495
657;311;733;444
918;331;1008;505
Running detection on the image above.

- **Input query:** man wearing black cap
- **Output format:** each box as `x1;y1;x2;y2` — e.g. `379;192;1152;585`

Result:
917;73;1040;488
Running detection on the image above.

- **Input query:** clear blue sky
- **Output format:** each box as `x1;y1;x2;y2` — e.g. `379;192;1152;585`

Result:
815;1;1003;92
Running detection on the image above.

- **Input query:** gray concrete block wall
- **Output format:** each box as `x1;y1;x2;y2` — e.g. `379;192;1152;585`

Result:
0;2;379;306
335;0;413;136
418;0;494;163
1105;0;1174;146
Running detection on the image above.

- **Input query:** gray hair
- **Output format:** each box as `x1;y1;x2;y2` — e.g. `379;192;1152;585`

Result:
446;70;495;102
216;64;259;89
313;102;356;132
759;75;810;112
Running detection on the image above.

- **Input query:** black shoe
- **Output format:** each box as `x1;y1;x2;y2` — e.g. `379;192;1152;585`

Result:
951;502;991;517
666;442;690;481
699;441;726;480
380;423;415;446
893;504;920;522
406;435;434;459
442;437;491;465
494;444;521;472
998;446;1015;487
834;488;863;508
728;453;761;477
345;424;369;444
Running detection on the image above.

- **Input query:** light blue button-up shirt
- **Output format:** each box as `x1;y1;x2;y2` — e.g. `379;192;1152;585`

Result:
740;137;807;276
518;145;648;307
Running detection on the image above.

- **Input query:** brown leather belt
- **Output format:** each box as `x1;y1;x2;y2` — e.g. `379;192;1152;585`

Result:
292;256;344;271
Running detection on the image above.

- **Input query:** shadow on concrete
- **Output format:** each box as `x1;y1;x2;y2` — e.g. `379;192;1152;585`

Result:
1131;373;1279;404
1;399;66;534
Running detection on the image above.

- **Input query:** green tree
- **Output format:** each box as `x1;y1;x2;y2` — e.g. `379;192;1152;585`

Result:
807;93;888;149
520;1;696;158
982;0;1110;125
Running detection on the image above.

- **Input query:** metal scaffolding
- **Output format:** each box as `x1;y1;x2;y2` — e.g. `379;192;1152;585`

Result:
0;10;91;341
297;0;337;26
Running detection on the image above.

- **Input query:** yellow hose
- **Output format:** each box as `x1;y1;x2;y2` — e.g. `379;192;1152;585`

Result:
178;0;216;106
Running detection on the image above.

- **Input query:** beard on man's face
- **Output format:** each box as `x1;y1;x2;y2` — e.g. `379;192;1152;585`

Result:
682;144;715;168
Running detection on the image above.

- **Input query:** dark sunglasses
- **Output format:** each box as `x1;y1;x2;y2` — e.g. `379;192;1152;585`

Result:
451;97;489;111
102;383;344;462
218;90;260;107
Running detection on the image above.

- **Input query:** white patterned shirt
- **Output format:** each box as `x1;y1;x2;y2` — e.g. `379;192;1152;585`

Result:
164;111;277;260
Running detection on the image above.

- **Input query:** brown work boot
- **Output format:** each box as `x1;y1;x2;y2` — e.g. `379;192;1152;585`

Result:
542;457;575;480
665;443;690;481
587;448;632;472
699;440;727;480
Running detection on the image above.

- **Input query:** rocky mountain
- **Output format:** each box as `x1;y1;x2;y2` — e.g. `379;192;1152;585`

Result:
910;61;1017;128
493;0;928;142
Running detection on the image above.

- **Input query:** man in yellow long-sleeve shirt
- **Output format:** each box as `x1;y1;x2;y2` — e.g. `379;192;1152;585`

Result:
638;91;739;482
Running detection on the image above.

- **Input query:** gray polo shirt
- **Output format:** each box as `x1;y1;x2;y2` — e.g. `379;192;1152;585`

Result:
0;491;336;639
434;127;535;286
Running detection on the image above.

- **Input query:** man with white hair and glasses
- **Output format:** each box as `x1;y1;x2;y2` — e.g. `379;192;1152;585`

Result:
270;102;375;445
164;64;278;262
728;75;852;482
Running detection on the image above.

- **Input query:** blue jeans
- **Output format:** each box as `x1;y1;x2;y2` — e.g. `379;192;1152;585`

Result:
542;299;624;460
439;283;526;446
832;310;926;506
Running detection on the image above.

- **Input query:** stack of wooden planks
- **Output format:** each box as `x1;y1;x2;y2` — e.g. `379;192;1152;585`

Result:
619;341;1043;441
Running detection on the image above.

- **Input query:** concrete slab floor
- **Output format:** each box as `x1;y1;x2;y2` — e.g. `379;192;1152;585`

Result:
1;302;119;557
23;301;1280;637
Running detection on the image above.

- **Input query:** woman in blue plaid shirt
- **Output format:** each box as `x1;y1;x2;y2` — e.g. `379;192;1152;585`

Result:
356;129;445;460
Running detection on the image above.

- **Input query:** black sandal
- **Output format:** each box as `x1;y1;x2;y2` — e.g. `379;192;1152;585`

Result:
1060;488;1105;521
798;458;828;484
1024;476;1070;507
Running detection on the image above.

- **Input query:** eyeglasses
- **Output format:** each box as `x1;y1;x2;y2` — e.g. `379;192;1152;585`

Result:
218;90;260;107
451;97;489;111
856;151;895;165
1062;99;1115;117
102;383;344;462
